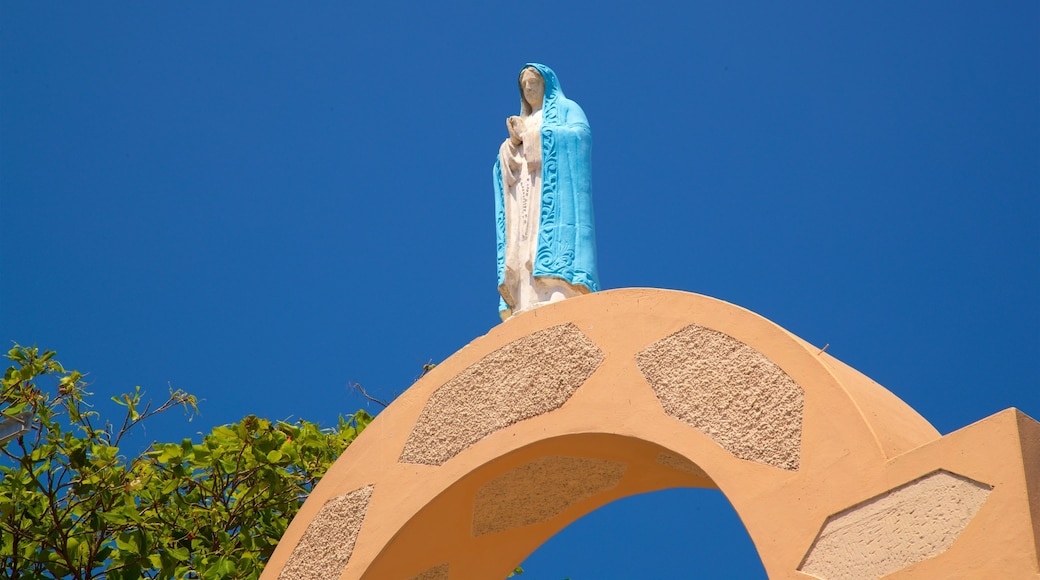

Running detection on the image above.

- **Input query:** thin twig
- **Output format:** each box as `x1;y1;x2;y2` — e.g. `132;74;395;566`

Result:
348;382;389;408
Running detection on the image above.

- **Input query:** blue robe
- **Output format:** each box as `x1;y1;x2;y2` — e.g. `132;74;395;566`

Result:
494;63;599;318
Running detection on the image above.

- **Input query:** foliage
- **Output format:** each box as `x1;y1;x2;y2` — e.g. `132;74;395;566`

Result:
0;345;372;579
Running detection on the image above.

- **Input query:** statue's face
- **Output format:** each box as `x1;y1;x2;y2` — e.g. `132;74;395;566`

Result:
520;68;545;109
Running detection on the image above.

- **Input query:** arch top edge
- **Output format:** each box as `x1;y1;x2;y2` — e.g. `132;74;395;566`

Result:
488;287;939;463
335;287;936;482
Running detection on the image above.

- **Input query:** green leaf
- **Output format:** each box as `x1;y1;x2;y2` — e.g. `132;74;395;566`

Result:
2;402;27;417
103;510;130;526
115;532;139;553
206;557;236;578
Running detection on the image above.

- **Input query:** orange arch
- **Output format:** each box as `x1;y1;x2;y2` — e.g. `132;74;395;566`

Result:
263;289;1039;579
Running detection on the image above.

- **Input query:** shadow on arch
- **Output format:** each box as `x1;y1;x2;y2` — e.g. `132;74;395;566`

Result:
261;288;1040;580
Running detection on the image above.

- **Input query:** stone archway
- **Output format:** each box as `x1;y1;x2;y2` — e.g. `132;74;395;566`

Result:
261;289;1040;579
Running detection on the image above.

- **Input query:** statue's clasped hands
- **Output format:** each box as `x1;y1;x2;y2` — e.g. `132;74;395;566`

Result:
506;116;525;146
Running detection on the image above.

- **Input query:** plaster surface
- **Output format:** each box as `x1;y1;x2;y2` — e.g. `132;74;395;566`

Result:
637;324;804;470
656;452;711;480
800;470;992;579
399;323;603;466
279;485;374;580
407;563;449;580
472;455;626;536
261;289;1040;579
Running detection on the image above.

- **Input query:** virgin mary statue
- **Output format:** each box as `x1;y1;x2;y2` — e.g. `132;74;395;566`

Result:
493;63;599;320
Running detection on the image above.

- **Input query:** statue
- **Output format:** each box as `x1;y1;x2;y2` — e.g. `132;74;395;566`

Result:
494;63;599;320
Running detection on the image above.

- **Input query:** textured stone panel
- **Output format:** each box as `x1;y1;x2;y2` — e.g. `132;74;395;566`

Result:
400;324;603;466
636;324;803;470
408;563;449;580
656;452;712;480
799;470;992;579
280;485;374;580
472;455;627;536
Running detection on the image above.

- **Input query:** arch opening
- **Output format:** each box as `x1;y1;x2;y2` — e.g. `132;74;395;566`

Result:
362;433;746;579
520;487;767;578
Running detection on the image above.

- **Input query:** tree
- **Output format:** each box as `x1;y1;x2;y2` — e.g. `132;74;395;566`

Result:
0;344;372;579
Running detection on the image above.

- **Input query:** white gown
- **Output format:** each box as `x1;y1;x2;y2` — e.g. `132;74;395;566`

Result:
498;109;578;315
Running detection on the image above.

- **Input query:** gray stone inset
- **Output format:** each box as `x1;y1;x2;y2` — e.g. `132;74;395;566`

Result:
636;324;804;470
408;563;449;580
279;485;374;580
799;470;992;579
472;455;627;536
656;452;712;480
400;323;604;466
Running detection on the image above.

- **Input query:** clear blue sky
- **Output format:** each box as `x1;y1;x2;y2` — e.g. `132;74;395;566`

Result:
2;2;1037;578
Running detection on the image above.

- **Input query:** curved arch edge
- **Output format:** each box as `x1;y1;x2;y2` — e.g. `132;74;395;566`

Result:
260;289;1039;579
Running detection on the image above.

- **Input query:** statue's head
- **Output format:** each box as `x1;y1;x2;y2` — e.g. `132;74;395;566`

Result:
519;67;545;114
